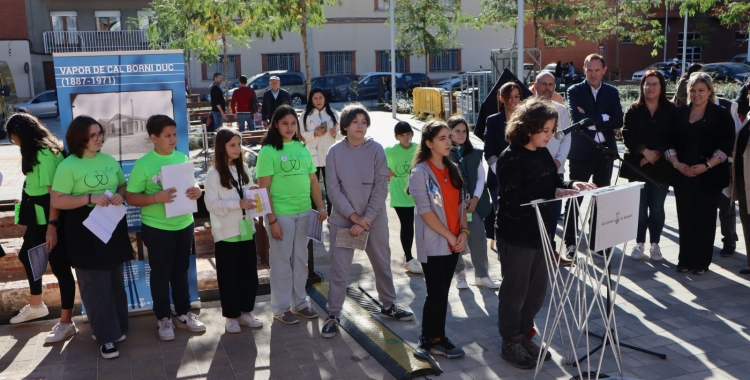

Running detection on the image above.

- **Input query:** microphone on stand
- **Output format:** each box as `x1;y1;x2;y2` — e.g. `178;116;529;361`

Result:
554;118;594;141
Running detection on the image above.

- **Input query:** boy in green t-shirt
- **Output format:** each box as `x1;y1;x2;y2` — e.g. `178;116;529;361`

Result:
384;121;421;274
125;115;205;341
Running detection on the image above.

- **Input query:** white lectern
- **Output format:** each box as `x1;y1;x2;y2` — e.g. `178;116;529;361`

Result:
524;182;665;380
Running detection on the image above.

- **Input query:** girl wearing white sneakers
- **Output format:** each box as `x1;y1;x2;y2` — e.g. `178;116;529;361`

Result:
447;116;500;289
204;128;263;333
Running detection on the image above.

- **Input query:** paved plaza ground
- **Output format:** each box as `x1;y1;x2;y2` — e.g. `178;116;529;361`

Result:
2;110;750;379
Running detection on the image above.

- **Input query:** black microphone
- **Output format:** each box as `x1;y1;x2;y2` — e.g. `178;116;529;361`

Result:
554;118;594;141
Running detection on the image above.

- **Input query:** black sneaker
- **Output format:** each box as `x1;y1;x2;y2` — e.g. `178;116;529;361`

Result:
521;334;551;362
413;335;433;361
591;250;605;259
100;342;119;359
320;316;339;338
380;304;414;321
430;336;465;359
676;265;690;273
720;245;736;257
501;337;536;369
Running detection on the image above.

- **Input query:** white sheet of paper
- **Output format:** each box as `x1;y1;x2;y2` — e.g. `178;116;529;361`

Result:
244;188;272;218
307;210;323;243
161;162;198;218
82;190;127;244
28;243;49;281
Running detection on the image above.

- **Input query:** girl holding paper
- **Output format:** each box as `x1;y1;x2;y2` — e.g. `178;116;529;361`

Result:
256;104;327;325
301;87;341;215
322;104;414;339
50;116;132;359
125;115;205;341
6;113;77;344
408;120;467;360
204;127;263;333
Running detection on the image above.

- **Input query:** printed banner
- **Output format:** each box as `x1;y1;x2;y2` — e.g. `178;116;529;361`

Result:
53;50;190;230
594;184;641;252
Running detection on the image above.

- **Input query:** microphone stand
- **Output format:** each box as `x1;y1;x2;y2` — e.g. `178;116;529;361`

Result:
571;129;667;368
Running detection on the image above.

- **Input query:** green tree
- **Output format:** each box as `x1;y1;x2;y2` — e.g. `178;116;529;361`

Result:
478;0;578;51
272;0;343;96
140;0;283;99
392;0;468;74
680;0;750;46
574;0;666;78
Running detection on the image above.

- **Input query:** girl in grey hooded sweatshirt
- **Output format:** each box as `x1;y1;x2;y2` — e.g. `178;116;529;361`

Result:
321;104;414;339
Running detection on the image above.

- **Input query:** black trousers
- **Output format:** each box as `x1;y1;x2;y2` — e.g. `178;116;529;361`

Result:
141;223;194;319
564;150;614;249
718;193;738;247
19;224;76;309
674;179;721;271
311;167;332;215
215;240;259;318
394;207;415;262
497;238;548;339
421;253;459;340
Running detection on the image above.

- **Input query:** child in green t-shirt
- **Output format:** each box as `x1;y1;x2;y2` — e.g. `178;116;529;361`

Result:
384;121;421;274
6;113;77;344
125;115;205;341
256;104;327;325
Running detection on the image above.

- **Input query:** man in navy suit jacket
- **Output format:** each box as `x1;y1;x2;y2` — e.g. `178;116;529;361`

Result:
564;54;623;257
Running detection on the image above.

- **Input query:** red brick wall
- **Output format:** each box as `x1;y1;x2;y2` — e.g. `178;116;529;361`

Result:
0;0;28;40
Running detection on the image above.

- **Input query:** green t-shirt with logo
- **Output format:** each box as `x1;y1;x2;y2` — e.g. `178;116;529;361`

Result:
52;152;126;202
385;142;417;207
256;141;316;215
126;150;195;231
25;148;64;224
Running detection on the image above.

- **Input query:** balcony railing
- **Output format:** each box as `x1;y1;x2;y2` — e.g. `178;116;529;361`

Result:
43;30;166;54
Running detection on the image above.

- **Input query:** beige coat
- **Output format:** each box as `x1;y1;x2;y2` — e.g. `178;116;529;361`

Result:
730;119;750;213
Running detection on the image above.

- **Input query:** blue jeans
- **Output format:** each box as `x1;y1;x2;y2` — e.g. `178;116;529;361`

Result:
211;111;224;130
236;113;254;132
637;181;669;243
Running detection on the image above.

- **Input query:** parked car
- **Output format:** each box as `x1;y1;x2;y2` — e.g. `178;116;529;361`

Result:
17;90;58;118
541;63;585;84
332;72;408;101
435;77;462;92
401;72;432;92
731;53;748;65
311;74;359;101
632;62;675;81
205;70;307;105
702;63;750;84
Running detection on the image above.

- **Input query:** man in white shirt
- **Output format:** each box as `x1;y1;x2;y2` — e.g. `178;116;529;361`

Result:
533;72;571;260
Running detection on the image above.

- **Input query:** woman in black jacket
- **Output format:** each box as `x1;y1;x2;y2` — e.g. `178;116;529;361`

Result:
665;73;735;275
620;71;675;262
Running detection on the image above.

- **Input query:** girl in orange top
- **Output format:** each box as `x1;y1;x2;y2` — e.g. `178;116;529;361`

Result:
408;120;468;360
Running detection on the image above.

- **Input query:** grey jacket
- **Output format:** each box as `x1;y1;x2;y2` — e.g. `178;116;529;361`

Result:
409;161;466;263
326;137;389;228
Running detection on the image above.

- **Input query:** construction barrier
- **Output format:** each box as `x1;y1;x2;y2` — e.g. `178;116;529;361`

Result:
412;87;444;119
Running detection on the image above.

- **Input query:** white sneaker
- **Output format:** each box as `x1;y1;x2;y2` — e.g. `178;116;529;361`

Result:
10;303;49;324
404;259;423;274
239;312;263;328
455;271;469;289
44;322;78;343
565;245;577;260
175;312;206;332
650;243;663;262
157;317;175;341
92;334;126;343
474;276;501;289
631;243;644;261
225;318;241;333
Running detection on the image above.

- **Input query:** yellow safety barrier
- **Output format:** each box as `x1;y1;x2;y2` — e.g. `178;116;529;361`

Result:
412;87;445;119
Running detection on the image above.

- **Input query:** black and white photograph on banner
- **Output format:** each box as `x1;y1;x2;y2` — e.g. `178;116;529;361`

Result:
69;90;175;160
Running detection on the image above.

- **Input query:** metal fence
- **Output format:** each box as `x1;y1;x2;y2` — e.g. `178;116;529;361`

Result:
43;31;165;54
452;71;493;128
